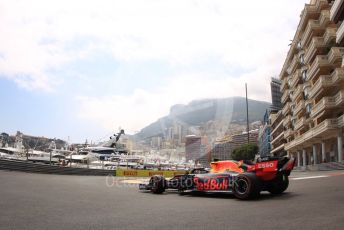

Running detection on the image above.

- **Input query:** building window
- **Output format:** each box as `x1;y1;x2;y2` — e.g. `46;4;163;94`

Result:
291;105;295;116
289;90;294;98
300;54;305;65
306;104;312;114
304;87;309;100
297;41;302;50
302;69;307;82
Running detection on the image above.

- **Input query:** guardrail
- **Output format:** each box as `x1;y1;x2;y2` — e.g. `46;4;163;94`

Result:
0;158;116;176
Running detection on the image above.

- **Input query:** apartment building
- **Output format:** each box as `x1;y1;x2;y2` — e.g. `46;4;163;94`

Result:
277;0;344;168
331;0;344;45
259;110;272;157
270;78;283;110
212;135;233;160
270;110;286;157
185;135;201;162
231;130;259;151
259;78;283;157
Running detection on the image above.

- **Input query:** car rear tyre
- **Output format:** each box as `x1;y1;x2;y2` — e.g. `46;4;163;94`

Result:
150;175;166;194
233;173;261;200
267;174;289;195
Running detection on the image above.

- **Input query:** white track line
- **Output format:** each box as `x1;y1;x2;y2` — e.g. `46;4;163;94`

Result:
291;175;328;180
121;179;149;184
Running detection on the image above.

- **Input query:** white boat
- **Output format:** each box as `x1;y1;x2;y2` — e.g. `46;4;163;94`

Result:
27;149;61;164
0;147;23;154
0;151;11;158
0;147;24;159
80;129;128;162
64;151;89;163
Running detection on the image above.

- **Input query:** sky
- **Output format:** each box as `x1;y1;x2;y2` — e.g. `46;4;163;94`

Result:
0;0;309;143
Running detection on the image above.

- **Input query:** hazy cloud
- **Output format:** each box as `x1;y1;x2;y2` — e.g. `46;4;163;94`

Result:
0;0;308;135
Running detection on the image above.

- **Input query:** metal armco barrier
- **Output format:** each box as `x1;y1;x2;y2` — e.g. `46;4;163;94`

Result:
0;158;116;176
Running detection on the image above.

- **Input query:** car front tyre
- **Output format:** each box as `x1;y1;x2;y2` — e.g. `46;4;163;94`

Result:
150;175;166;194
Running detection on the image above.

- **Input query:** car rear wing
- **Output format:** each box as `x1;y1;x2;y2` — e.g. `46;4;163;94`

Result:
253;156;295;180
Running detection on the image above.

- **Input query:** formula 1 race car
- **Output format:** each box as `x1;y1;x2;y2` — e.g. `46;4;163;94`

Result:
139;156;295;200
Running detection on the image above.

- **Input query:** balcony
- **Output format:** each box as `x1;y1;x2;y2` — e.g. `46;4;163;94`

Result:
303;81;311;90
281;78;288;91
287;55;299;75
337;21;344;45
271;143;285;155
309;68;344;98
283;115;291;127
299;4;317;32
319;10;330;27
309;75;331;98
290;69;301;88
284;129;294;139
271;119;284;136
271;131;284;146
338;114;344;127
304;37;326;64
311;97;332;117
334;90;344;105
330;0;344;22
307;116;342;138
307;55;330;81
292;84;303;101
302;10;330;46
311;90;344;117
282;102;291;116
323;27;337;44
298;0;328;30
285;115;343;151
284;135;300;151
301;20;321;48
331;67;344;84
305;98;313;109
327;47;344;65
281;90;290;104
294;100;305;116
294;117;307;131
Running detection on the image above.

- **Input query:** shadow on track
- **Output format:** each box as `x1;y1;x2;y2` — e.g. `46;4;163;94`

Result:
140;190;298;201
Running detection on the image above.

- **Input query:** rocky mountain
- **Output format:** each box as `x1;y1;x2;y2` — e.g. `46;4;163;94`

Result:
135;97;271;140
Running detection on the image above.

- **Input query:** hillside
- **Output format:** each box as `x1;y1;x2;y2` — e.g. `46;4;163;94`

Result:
135;97;271;140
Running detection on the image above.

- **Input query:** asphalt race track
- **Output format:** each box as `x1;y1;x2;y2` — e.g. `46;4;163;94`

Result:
0;170;343;230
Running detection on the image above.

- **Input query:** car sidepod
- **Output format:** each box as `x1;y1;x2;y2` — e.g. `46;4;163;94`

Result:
192;173;234;192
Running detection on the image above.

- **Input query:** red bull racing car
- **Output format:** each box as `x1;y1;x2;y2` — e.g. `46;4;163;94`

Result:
139;156;295;200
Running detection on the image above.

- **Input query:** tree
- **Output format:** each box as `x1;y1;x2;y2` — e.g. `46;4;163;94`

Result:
231;144;258;161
